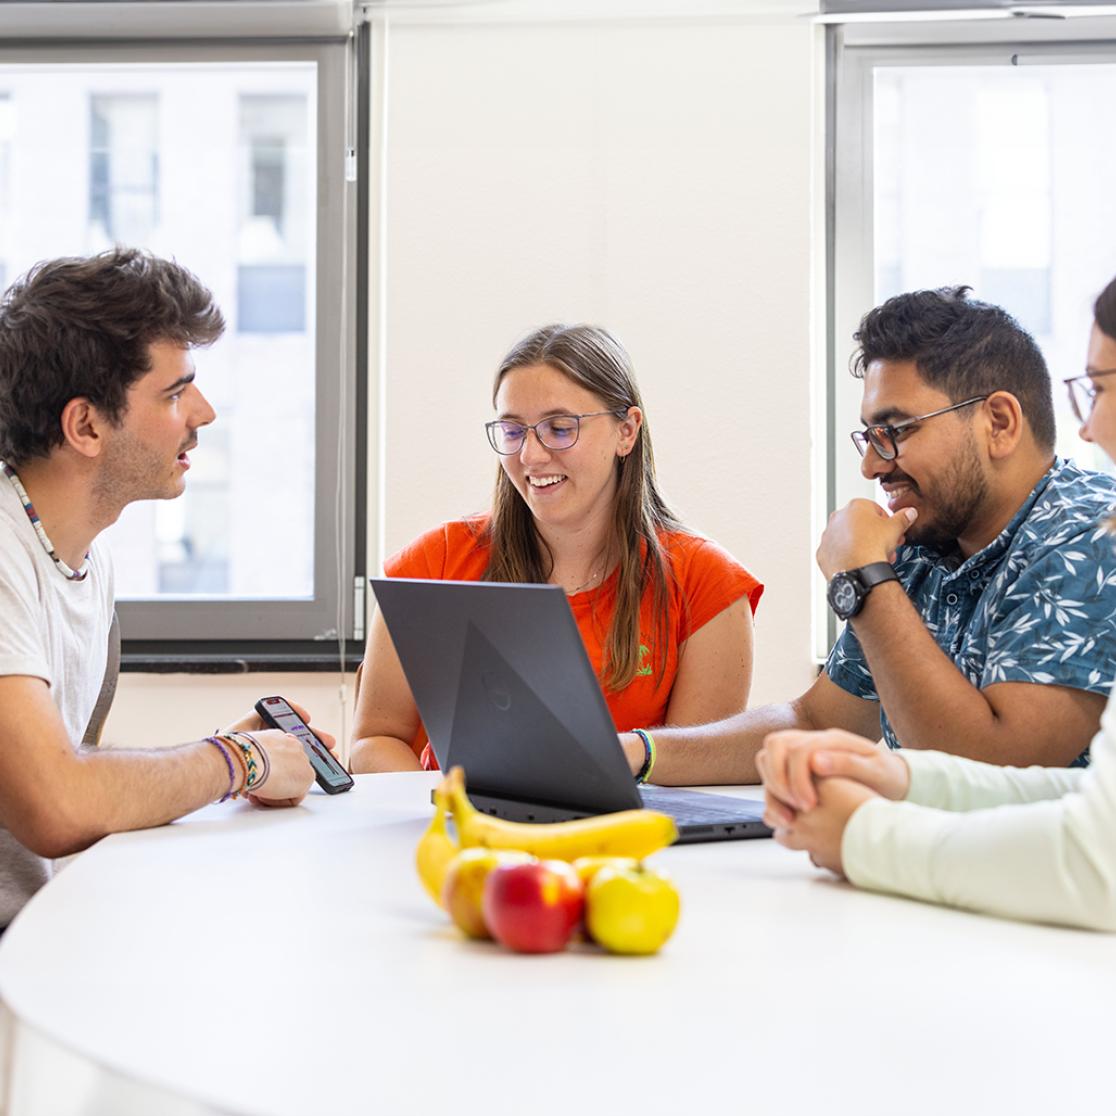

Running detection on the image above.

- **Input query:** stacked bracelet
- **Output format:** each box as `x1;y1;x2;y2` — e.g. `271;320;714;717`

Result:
205;736;238;802
207;734;251;798
632;728;656;784
234;731;270;794
223;733;260;794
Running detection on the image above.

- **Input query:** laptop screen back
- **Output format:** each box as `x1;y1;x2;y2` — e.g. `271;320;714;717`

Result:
369;578;642;814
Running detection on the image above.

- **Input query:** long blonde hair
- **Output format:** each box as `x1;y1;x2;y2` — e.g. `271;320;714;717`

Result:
482;324;683;692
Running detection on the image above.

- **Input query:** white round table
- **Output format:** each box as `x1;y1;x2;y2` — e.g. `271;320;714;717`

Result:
0;773;1113;1116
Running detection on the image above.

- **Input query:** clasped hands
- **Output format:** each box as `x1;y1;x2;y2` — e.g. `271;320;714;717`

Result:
755;730;910;875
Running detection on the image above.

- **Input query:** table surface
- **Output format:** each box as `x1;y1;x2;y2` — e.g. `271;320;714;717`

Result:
1;773;1114;1116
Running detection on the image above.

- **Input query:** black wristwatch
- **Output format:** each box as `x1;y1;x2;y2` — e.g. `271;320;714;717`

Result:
827;561;899;620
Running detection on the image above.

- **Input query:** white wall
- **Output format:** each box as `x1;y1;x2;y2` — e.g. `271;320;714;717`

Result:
106;3;824;750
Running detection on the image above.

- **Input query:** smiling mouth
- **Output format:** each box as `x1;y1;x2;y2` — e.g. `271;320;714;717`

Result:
527;474;567;490
882;478;920;512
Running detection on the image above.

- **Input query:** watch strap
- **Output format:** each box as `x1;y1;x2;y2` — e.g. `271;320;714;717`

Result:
856;561;899;591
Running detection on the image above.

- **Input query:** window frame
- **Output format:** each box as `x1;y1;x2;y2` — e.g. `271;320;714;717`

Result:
824;19;1116;656
0;37;364;670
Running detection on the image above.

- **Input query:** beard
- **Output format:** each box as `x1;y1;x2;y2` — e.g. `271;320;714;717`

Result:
92;426;187;514
901;437;989;553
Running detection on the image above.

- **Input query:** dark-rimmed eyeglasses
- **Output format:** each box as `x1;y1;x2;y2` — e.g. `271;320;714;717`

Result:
850;395;990;462
1063;369;1116;424
485;410;626;455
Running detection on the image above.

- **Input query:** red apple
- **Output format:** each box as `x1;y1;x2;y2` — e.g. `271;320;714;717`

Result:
482;860;585;954
442;848;534;939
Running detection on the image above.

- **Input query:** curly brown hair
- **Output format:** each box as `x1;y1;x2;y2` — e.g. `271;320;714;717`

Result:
0;247;224;466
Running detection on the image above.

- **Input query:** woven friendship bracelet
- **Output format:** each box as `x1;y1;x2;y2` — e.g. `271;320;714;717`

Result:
213;734;250;797
205;737;237;802
232;731;270;794
222;733;259;793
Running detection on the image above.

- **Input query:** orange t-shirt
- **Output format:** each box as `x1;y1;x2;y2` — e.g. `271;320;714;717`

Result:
384;517;763;771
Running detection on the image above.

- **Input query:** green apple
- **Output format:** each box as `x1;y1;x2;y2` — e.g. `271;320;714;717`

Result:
442;848;534;939
585;863;681;955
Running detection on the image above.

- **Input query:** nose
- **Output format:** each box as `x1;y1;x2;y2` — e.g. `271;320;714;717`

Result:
859;441;894;481
518;427;551;466
1080;415;1095;444
193;385;217;429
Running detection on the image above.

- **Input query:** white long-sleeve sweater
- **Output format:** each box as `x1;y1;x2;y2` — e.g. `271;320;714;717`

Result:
841;695;1116;931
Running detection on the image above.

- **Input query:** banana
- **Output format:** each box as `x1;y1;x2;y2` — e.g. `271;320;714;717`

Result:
439;766;678;861
415;784;459;907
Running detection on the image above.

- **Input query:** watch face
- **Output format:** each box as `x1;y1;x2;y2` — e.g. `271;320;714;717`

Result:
829;575;859;617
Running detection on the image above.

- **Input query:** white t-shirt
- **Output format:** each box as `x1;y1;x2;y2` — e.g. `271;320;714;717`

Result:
0;473;114;926
842;691;1116;931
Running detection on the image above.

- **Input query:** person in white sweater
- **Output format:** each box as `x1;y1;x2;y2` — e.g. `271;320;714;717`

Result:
756;276;1116;932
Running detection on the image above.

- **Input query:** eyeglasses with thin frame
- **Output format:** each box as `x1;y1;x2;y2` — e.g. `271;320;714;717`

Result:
1063;368;1116;424
850;395;990;462
485;410;627;455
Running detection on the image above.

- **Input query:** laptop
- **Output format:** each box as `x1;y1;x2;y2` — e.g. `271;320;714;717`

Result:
369;577;771;844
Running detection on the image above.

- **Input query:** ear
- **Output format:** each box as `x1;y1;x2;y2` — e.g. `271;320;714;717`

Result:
59;397;110;461
616;406;644;458
982;391;1025;461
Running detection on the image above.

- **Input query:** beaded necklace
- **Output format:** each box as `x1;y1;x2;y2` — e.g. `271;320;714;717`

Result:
1;462;89;581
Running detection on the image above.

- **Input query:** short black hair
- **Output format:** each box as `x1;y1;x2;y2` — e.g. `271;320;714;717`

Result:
0;247;224;466
851;286;1055;450
1096;275;1116;342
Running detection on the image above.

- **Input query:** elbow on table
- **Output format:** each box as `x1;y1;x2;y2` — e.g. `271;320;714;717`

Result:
10;799;103;860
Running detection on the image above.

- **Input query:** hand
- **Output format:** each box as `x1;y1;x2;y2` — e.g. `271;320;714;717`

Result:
241;728;315;807
757;728;909;828
771;777;878;876
816;499;917;581
221;700;340;759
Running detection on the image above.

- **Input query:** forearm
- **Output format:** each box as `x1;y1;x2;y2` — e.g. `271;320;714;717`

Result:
852;583;1016;760
843;788;1116;931
350;735;422;774
902;748;1086;811
636;702;809;786
32;741;230;857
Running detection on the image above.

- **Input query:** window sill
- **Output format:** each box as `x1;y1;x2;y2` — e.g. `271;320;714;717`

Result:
121;642;364;674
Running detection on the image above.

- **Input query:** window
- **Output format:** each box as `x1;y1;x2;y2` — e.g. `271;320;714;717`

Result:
0;43;358;660
828;26;1116;653
237;93;310;335
89;94;159;248
0;95;12;293
833;36;1116;511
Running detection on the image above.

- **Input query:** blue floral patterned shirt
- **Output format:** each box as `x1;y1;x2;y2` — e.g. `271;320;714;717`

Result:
826;458;1116;765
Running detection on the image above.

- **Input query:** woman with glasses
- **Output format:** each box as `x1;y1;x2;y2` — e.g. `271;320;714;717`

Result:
350;323;762;774
755;278;1116;931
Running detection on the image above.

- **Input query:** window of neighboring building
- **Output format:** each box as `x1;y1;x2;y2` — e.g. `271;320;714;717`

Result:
0;46;357;656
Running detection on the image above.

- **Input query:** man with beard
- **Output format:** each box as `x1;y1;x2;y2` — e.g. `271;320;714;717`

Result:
0;248;327;932
620;287;1116;785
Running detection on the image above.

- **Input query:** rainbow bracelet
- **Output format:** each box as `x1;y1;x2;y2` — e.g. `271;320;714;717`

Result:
633;729;655;783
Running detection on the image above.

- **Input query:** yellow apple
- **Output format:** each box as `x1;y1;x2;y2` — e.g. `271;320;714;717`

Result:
571;855;640;888
585;863;680;955
442;848;534;939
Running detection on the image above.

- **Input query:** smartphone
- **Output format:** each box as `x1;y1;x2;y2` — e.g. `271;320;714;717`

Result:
254;695;354;795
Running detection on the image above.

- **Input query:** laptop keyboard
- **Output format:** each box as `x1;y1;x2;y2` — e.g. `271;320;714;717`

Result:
638;785;764;825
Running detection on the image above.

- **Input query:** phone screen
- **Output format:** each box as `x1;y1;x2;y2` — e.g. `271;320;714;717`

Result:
258;697;352;790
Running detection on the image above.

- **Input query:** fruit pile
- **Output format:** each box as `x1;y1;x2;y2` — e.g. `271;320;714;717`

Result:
416;767;682;956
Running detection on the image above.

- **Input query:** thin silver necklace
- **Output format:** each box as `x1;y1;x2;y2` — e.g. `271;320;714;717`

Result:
565;550;611;596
